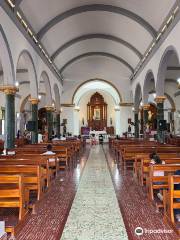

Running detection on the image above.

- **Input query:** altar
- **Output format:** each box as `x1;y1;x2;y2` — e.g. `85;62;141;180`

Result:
89;130;107;136
89;130;108;142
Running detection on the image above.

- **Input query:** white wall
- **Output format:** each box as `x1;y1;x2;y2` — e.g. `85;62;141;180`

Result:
0;7;62;105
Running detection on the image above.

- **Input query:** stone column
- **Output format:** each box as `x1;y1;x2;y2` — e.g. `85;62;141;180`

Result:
155;96;166;142
134;110;139;138
115;106;121;135
29;98;39;144
171;109;175;134
56;112;60;138
0;86;18;149
74;107;80;136
45;106;54;140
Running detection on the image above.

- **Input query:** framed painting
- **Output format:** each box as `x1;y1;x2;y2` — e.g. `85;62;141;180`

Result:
94;108;100;120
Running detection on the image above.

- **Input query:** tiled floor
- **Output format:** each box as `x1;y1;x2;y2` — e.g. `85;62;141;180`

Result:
104;145;180;240
3;144;180;240
61;145;128;240
11;147;90;240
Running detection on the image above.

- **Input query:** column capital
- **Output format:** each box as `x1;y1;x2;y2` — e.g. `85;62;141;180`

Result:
29;98;39;105
155;96;166;103
0;85;18;95
143;104;150;110
45;105;55;112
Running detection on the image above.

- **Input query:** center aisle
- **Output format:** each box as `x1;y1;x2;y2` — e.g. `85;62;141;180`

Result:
61;145;128;240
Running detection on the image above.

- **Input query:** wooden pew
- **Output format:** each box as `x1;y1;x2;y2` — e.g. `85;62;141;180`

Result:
163;175;180;235
0;165;44;201
147;164;180;203
133;153;179;178
165;175;180;226
121;146;180;169
0;175;28;233
138;158;180;186
0;156;54;188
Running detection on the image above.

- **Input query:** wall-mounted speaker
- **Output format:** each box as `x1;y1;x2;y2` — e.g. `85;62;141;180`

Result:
158;120;167;131
26;121;36;131
63;119;67;124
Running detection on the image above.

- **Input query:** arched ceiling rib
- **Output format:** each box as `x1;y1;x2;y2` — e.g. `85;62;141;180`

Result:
51;34;142;61
60;52;134;73
37;4;157;39
15;0;176;83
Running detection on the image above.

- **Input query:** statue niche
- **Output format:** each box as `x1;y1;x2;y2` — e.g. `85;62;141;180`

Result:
87;92;107;131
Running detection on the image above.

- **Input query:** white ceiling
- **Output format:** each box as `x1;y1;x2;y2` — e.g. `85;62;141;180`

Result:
17;0;176;83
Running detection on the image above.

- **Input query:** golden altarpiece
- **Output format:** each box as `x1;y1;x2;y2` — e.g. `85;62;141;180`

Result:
87;92;107;131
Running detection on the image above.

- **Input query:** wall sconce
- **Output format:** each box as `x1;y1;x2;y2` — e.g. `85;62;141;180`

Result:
15;81;19;87
114;105;120;111
38;94;42;100
177;78;180;88
16;112;20;119
153;93;156;98
74;106;80;111
60;107;63;113
132;107;135;111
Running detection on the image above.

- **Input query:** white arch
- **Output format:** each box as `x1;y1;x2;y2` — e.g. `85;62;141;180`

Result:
73;79;121;106
156;45;180;96
143;69;155;104
16;50;38;98
40;71;52;105
0;25;15;85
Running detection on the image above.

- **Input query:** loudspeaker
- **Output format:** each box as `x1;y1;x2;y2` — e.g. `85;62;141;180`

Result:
63;119;67;124
26;121;36;131
158;120;167;131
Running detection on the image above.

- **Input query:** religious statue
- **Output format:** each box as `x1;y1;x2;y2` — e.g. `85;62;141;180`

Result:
148;110;154;122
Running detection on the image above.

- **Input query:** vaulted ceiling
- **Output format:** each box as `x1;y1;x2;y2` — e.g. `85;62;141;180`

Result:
15;0;176;82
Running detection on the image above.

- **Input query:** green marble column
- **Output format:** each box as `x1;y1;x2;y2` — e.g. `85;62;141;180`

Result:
0;86;18;149
134;111;139;138
46;106;54;141
29;98;39;144
155;96;166;143
143;104;150;138
56;113;60;138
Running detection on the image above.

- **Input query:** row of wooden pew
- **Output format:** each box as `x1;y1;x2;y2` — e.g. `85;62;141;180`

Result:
0;139;83;236
110;138;180;234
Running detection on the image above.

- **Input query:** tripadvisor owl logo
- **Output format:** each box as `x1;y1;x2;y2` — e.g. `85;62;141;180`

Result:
135;227;144;236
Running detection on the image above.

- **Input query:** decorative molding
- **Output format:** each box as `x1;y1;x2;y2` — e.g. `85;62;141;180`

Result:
155;96;166;103
45;105;55;111
29;98;39;105
0;68;28;76
0;85;18;95
119;102;133;107
39;92;46;96
61;103;75;107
